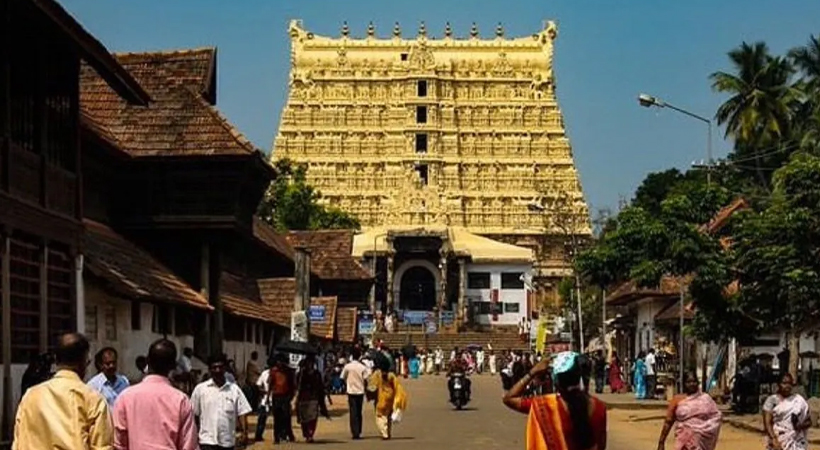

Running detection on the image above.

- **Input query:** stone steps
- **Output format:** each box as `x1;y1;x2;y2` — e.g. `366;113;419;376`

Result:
373;331;530;352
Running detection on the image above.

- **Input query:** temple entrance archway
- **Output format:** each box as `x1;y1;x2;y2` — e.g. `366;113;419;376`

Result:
395;260;440;311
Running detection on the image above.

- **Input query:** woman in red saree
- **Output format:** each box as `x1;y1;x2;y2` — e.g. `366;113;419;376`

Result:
608;352;625;394
504;351;607;450
657;371;722;450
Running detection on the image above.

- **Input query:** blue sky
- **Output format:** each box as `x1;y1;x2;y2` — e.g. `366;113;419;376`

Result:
62;0;820;212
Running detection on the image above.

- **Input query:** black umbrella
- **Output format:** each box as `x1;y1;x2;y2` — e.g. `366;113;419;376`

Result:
275;339;318;355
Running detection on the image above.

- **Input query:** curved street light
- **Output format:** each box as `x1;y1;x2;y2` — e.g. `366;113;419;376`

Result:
637;93;713;186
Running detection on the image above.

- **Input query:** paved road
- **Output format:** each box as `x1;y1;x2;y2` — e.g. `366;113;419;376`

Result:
248;374;763;449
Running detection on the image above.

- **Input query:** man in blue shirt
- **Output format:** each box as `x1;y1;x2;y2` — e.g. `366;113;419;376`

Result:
87;347;130;408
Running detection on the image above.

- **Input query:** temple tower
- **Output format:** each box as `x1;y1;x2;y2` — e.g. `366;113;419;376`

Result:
272;20;590;313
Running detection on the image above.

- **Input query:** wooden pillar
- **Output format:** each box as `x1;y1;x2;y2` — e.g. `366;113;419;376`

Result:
208;243;223;357
438;251;447;312
457;259;466;328
294;246;311;338
2;233;12;441
38;242;48;352
198;242;211;357
385;253;394;312
75;253;84;335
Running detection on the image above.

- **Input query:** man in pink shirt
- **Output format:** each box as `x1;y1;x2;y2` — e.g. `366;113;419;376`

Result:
113;339;198;450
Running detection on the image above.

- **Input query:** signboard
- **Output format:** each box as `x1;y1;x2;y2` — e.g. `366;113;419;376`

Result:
358;312;375;335
440;311;455;326
401;311;428;325
309;305;326;322
425;320;438;334
289;311;308;368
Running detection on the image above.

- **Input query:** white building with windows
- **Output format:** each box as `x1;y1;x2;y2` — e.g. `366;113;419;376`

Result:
465;263;532;326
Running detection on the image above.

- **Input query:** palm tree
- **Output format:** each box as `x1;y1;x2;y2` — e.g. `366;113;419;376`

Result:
710;42;799;188
789;35;820;153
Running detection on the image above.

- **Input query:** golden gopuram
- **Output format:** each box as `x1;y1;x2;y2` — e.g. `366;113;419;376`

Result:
272;20;590;330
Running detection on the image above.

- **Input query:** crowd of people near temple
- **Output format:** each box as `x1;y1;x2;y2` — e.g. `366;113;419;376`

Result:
11;332;815;450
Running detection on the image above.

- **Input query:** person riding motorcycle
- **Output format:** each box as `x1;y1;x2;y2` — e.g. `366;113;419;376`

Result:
447;353;472;402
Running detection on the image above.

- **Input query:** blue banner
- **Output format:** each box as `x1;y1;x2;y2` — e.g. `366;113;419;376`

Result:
358;312;374;335
309;305;326;322
401;311;432;325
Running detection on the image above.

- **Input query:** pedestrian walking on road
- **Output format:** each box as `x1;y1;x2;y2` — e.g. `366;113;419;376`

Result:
609;352;625;394
191;354;253;449
656;371;721;450
634;351;647;400
366;354;408;440
256;353;296;443
295;355;330;442
762;372;811;450
503;351;607;450
112;339;198;450
645;349;657;399
87;347;130;409
341;348;371;439
13;333;112;450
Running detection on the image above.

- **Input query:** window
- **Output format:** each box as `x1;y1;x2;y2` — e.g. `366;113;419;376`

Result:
175;308;193;336
85;306;98;340
131;301;141;330
414;164;429;185
467;272;491;289
415;133;428;153
504;303;520;313
103;306;117;341
152;304;171;335
476;301;491;315
501;273;525;289
9;236;40;363
400;53;408;61
417;80;428;97
416;106;427;124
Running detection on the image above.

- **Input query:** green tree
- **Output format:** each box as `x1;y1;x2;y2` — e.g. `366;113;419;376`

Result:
557;279;603;349
711;41;800;189
730;153;820;377
257;159;360;231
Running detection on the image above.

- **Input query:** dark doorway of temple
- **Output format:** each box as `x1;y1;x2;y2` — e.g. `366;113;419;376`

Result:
399;266;437;311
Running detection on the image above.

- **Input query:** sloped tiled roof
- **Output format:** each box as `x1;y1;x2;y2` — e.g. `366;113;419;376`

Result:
336;307;358;343
253;218;295;261
258;277;296;327
606;275;689;306
83;220;211;310
286;230;372;281
79;48;261;158
30;0;149;105
309;296;338;340
655;300;696;322
220;272;273;322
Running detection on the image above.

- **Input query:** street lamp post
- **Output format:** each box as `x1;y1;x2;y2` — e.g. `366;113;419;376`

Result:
637;94;713;186
638;93;706;391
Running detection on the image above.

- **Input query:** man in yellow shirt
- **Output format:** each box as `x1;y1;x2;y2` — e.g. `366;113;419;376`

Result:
13;333;113;449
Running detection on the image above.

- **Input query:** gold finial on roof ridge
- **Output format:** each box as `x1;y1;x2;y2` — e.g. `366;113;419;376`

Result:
341;21;349;37
418;21;427;37
496;22;504;38
367;21;375;37
393;22;401;38
470;22;479;39
444;22;452;38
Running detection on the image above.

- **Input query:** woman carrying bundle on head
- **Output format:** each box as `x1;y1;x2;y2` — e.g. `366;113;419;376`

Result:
503;351;608;450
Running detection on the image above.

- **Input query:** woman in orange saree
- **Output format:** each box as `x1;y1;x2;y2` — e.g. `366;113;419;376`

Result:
503;351;607;450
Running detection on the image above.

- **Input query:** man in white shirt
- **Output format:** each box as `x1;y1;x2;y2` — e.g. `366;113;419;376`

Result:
191;355;253;449
644;348;657;399
341;348;371;439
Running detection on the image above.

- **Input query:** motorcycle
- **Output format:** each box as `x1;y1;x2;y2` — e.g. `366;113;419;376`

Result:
449;372;470;410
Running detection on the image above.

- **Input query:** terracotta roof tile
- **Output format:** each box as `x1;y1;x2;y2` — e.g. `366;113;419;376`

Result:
655;300;695;322
700;198;749;234
258;277;295;327
79;48;261;158
83;220;211;310
221;272;273;322
336;307;358;343
309;296;337;340
606;275;689;306
253;218;295;261
285;230;372;280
